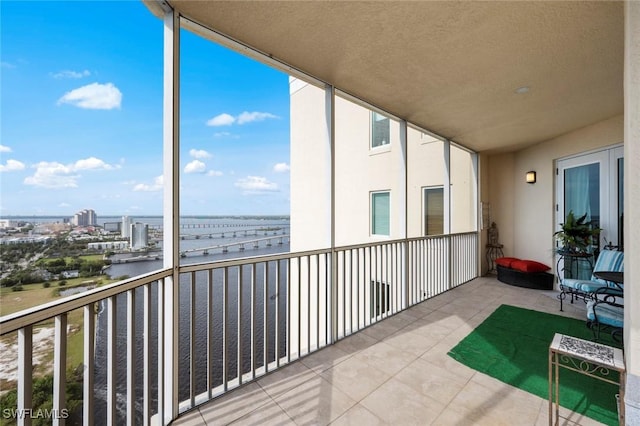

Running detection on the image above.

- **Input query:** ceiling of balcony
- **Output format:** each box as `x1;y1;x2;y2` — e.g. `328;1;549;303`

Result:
147;1;624;154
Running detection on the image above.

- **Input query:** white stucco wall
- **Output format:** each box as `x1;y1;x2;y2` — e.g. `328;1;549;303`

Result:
487;115;623;267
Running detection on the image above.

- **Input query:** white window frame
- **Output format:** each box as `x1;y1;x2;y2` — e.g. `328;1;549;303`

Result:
370;190;391;236
423;185;445;236
370;111;390;150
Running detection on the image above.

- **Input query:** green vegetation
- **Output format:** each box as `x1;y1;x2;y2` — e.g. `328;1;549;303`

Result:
0;369;83;426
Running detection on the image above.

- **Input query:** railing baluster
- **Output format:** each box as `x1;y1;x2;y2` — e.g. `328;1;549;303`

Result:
189;272;196;407
18;325;33;426
297;256;301;359
127;290;136;426
53;314;67;426
264;261;269;373
287;258;291;364
237;265;243;385
83;304;95;426
207;269;213;399
143;284;150;425
223;267;228;392
107;296;116;425
275;260;280;368
308;255;311;350
316;254;320;350
251;264;255;379
157;279;164;424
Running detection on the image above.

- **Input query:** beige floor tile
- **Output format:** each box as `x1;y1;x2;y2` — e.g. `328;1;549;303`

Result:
172;409;206;426
198;382;272;425
361;316;410;340
381;328;438;357
334;330;378;354
257;360;317;398
394;357;470;406
450;376;542;425
320;355;391;401
274;375;357;426
329;403;385;426
300;345;352;374
360;377;446;425
228;400;295;426
420;341;477;381
353;340;417;376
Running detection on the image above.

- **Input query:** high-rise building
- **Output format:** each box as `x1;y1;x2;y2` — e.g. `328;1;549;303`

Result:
130;222;149;250
71;209;97;226
122;216;132;238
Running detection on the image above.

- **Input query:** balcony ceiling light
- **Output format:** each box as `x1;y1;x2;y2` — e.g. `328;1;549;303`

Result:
515;86;530;94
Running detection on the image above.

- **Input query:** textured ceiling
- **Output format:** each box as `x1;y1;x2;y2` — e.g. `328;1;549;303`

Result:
151;1;624;153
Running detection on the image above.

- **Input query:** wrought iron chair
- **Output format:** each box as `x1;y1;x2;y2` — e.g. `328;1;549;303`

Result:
558;248;623;311
586;287;624;343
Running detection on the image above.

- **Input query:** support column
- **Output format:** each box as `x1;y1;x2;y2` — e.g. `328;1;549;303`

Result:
162;7;180;425
328;84;337;344
624;1;640;424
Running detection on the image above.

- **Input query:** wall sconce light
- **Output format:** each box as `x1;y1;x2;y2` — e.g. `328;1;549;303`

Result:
526;171;536;184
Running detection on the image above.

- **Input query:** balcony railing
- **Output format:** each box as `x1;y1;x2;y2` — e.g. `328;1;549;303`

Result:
0;232;477;425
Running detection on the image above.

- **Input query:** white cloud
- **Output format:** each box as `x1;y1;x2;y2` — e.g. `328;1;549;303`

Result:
58;202;71;208
0;145;12;153
24;161;78;188
207;170;223;177
214;132;232;138
189;149;212;159
23;157;116;188
235;176;279;194
51;69;91;79
206;113;235;127
207;111;278;127
133;175;164;192
0;159;26;172
1;62;16;69
184;160;206;174
57;82;122;110
236;111;278;125
74;157;113;170
273;162;290;173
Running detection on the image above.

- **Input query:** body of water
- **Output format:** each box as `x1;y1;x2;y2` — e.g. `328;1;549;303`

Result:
90;217;290;424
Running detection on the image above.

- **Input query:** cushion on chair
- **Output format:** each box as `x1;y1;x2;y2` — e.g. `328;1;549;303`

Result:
511;259;550;273
561;278;608;293
587;300;624;329
591;249;624;286
495;257;520;268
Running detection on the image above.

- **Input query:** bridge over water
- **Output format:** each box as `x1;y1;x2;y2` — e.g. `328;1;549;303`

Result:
180;235;290;257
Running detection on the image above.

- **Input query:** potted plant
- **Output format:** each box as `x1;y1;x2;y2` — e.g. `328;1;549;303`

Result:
554;210;601;254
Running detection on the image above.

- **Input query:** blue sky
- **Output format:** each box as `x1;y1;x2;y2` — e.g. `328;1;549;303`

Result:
0;1;291;217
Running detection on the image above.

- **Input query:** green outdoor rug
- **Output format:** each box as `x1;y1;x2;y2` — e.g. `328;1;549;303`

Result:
447;304;621;425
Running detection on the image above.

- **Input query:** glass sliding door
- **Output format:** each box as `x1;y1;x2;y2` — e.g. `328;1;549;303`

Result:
556;146;623;279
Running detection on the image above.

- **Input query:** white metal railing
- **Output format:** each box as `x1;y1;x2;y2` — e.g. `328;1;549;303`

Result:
0;232;477;425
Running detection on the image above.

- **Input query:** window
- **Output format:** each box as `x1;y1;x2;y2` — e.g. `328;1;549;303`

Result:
371;111;390;148
424;187;444;235
371;191;390;236
370;280;390;318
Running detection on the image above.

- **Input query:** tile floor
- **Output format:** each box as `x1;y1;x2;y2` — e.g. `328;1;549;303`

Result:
172;276;608;426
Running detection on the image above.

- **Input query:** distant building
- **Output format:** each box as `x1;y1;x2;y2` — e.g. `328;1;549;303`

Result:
88;241;129;251
122;216;132;238
0;220;18;229
72;209;97;226
61;270;79;279
130;222;149;250
103;222;121;233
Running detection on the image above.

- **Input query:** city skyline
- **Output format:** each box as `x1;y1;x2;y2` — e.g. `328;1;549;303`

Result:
0;1;291;217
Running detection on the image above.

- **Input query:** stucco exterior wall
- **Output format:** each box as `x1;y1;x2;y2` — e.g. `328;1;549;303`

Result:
487;115;623;267
290;79;331;251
